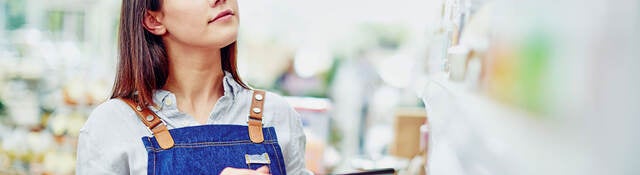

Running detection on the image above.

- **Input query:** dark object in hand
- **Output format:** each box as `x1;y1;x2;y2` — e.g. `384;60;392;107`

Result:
336;168;396;175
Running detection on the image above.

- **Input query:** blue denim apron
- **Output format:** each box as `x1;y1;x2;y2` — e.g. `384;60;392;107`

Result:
141;125;286;174
122;90;287;175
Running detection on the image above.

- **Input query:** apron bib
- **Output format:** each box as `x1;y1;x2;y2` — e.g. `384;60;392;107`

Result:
122;90;287;175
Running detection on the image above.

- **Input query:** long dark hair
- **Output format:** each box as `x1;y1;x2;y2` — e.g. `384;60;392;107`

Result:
111;0;249;107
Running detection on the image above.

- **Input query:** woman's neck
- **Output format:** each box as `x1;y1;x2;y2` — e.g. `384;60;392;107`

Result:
163;42;225;124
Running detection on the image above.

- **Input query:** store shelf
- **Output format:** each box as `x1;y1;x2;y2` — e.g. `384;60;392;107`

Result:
420;74;595;175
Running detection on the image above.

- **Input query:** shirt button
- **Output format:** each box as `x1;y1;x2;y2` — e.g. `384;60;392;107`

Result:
164;99;173;106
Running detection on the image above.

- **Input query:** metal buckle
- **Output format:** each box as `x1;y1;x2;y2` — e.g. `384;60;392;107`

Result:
247;118;263;126
146;118;168;135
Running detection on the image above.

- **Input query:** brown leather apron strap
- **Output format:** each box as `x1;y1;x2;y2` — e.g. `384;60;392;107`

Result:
120;98;175;149
248;90;266;143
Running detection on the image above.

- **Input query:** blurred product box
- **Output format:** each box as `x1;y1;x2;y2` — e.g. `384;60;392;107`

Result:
285;96;332;175
390;108;427;159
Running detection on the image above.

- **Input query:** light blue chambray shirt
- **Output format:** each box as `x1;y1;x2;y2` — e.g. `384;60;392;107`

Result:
76;72;311;175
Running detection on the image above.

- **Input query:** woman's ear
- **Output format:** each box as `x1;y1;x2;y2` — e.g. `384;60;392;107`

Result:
143;11;166;35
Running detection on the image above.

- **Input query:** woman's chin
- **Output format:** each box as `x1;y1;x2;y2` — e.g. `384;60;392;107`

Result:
215;36;238;48
193;33;237;49
199;39;237;50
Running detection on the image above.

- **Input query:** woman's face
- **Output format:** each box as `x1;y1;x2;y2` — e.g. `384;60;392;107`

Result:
156;0;239;49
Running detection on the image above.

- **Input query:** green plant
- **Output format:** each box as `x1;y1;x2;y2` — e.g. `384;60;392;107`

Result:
0;99;6;117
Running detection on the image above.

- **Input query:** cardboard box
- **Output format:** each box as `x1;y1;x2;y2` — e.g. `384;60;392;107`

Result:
390;108;427;159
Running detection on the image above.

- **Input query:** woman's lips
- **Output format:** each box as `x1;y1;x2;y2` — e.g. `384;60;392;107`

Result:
209;9;234;23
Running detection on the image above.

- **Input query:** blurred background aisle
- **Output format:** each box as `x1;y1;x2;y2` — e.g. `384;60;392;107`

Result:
0;0;638;175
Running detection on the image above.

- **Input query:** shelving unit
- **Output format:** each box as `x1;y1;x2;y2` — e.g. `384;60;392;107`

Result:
0;0;119;174
419;0;640;175
422;74;596;175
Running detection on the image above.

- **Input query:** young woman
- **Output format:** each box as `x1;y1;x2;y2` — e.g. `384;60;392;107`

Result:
76;0;310;174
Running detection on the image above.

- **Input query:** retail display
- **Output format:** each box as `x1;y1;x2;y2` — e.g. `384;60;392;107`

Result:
421;0;640;175
0;1;116;174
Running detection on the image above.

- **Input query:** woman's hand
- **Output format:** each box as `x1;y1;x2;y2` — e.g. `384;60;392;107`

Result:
220;166;270;175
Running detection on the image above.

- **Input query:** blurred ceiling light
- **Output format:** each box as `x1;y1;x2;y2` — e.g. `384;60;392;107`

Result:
377;53;415;88
294;43;332;78
285;96;331;112
238;0;429;45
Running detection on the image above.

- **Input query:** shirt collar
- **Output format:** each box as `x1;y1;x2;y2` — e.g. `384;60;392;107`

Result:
152;71;243;109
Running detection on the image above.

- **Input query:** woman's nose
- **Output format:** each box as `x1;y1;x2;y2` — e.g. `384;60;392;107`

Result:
208;0;224;7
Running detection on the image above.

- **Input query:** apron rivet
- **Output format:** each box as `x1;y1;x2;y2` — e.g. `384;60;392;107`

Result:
254;94;263;101
252;107;261;114
146;115;154;121
136;106;142;111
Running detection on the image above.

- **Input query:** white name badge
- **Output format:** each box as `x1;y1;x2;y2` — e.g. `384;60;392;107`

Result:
245;153;271;164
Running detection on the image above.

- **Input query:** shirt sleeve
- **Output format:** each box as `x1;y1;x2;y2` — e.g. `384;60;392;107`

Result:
76;101;130;175
284;108;315;175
